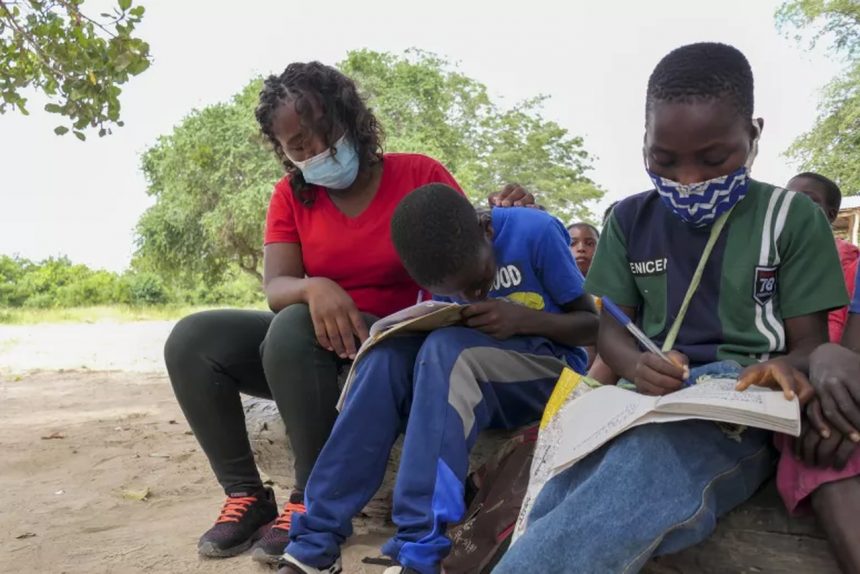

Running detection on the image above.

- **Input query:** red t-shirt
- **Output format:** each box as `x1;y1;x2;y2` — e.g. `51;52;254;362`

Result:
829;238;860;342
265;153;463;318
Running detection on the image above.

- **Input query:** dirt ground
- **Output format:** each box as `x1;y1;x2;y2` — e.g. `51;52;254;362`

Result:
0;321;389;574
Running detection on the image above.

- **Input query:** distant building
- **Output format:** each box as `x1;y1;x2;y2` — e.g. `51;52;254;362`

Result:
836;196;860;245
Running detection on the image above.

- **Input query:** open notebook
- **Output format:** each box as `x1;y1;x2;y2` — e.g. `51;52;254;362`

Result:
548;376;799;476
336;301;466;409
513;369;800;541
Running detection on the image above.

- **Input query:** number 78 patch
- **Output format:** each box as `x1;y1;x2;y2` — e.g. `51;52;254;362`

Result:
753;266;778;306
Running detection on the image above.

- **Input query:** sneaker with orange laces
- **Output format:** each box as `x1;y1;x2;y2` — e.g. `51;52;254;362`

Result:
251;490;307;564
198;487;278;558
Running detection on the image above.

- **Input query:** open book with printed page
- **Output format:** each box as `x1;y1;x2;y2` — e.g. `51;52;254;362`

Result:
512;369;801;541
549;376;800;475
336;300;466;409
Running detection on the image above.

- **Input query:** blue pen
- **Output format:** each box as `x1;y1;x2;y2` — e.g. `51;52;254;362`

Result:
601;296;691;386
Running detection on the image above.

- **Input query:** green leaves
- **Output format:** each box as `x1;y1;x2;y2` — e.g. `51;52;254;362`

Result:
777;1;860;58
340;49;603;218
135;80;280;286
0;0;151;139
779;1;860;193
785;61;860;192
135;49;604;290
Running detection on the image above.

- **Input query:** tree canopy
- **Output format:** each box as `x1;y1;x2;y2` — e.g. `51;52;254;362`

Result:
0;0;150;139
136;80;278;283
136;49;603;286
339;49;602;217
778;0;860;192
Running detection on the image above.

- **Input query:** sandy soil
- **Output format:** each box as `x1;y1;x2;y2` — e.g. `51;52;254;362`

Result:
0;321;390;574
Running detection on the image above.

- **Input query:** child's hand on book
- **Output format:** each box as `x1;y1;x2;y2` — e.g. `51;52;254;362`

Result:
808;343;860;443
462;300;528;340
736;358;814;405
632;350;689;396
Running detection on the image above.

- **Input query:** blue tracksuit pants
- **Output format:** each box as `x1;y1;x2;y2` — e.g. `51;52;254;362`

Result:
286;326;581;574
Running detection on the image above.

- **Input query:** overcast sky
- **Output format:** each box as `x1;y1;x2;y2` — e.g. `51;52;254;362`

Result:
0;0;843;272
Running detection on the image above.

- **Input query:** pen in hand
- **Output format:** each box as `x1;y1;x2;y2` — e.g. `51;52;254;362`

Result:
601;296;691;386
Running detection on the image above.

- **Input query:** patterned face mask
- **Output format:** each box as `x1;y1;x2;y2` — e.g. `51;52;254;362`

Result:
646;122;761;228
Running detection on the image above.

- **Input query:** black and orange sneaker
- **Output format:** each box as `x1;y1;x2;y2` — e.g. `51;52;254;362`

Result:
197;487;278;558
251;490;307;564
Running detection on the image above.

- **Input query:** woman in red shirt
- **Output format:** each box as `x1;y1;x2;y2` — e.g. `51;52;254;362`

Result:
164;61;532;564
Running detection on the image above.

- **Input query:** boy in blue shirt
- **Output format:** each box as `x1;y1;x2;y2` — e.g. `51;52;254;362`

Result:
278;184;599;574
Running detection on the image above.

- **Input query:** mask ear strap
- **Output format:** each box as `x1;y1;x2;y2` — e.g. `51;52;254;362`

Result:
746;120;761;170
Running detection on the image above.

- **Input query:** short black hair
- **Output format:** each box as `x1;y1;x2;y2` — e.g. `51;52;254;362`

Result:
791;172;842;212
391;184;484;287
255;62;384;205
567;222;600;240
646;43;754;121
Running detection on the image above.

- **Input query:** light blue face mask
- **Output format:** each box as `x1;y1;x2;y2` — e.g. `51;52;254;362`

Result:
645;122;761;228
289;136;360;190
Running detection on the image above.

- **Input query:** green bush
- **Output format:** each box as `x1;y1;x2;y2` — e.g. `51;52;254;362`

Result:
180;270;263;306
0;255;30;306
0;254;264;310
22;292;57;309
119;272;170;306
55;271;121;307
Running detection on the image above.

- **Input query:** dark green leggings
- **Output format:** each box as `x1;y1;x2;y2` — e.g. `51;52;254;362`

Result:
164;304;369;494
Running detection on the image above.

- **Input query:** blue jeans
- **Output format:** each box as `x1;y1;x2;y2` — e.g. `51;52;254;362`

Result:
286;327;582;574
494;361;776;574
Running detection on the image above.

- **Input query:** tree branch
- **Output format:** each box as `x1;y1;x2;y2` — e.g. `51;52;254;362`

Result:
0;0;67;82
54;0;120;39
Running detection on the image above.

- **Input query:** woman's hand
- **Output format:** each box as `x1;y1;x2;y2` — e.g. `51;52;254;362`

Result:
632;350;689;396
736;357;814;404
488;183;541;209
809;343;860;441
305;278;369;360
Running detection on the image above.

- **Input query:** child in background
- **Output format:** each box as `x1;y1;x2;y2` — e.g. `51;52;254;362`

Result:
775;171;860;573
567;222;600;277
777;270;860;573
787;172;859;342
495;42;847;573
568;222;601;367
277;185;598;574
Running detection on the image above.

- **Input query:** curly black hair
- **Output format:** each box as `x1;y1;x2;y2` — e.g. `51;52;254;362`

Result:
255;61;384;205
646;43;754;122
391;184;484;287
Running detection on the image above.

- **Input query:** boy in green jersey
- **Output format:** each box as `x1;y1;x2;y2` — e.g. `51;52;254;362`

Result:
496;42;847;573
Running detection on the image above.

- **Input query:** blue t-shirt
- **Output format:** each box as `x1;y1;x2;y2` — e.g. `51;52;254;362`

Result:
437;207;588;368
851;264;860;314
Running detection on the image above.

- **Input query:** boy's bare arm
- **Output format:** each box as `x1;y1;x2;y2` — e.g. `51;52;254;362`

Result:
783;312;829;371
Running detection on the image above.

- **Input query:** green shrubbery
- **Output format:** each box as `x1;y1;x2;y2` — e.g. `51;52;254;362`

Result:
0;255;263;309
